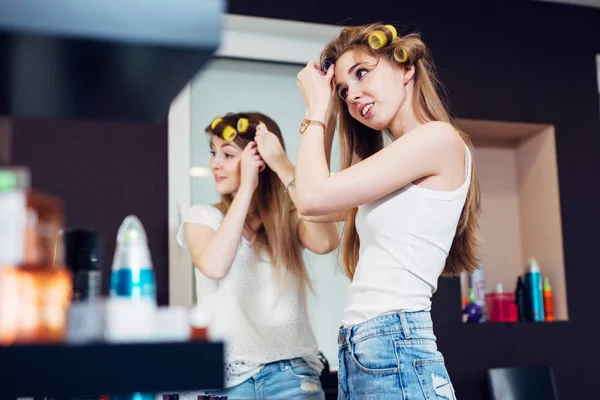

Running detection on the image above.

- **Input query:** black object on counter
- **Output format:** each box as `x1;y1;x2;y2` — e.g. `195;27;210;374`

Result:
64;229;102;301
515;276;528;322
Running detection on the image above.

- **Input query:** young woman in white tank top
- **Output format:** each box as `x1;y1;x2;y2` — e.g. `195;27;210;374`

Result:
177;112;340;399
295;24;481;399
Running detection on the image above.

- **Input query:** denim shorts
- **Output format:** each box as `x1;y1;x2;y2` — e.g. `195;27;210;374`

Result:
337;311;456;400
203;358;325;399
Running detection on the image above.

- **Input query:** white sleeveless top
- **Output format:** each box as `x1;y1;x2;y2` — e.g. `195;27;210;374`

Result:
177;204;322;387
342;145;472;327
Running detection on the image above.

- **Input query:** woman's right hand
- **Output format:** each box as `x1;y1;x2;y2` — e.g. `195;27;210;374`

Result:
240;142;266;192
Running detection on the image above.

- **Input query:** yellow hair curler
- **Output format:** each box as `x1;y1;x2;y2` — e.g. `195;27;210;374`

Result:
237;118;249;133
368;25;398;49
210;117;223;130
393;47;409;63
368;31;387;49
222;126;237;142
385;25;398;41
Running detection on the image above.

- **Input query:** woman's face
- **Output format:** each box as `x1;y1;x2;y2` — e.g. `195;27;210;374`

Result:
334;49;412;131
209;135;243;195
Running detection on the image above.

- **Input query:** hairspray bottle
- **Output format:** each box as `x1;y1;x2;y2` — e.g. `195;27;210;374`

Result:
525;258;545;322
110;215;155;301
107;215;156;342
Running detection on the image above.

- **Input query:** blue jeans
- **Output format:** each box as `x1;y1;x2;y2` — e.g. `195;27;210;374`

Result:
204;358;325;399
337;311;456;400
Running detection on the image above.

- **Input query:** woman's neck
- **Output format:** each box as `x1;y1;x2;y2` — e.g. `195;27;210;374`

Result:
387;86;422;139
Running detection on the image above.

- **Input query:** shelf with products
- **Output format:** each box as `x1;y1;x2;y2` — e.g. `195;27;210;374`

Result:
455;119;567;324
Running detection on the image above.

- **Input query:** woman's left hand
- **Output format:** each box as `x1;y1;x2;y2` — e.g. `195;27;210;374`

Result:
297;61;335;120
254;124;289;173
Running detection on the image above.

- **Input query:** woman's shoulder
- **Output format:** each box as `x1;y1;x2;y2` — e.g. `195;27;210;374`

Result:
183;203;225;224
410;121;459;138
404;121;464;151
187;202;221;212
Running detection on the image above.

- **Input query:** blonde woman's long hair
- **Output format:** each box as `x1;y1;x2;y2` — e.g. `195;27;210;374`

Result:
207;112;310;293
321;24;481;280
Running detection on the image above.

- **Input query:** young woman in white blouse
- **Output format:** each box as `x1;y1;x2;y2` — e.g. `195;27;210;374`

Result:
177;111;339;399
295;24;481;399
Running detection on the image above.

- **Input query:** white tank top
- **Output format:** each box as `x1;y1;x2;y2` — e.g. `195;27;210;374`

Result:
342;145;472;327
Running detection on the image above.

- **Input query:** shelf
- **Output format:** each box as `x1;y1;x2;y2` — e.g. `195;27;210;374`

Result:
0;341;224;398
455;119;568;323
464;320;569;326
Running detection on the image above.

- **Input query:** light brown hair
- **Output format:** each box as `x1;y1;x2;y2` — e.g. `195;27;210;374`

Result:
207;112;310;291
321;24;481;280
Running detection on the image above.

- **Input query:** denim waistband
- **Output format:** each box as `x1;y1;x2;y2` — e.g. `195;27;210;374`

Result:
338;311;433;345
254;357;306;378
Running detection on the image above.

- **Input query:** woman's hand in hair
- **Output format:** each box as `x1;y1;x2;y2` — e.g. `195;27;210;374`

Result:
297;61;335;122
239;141;265;193
254;124;291;175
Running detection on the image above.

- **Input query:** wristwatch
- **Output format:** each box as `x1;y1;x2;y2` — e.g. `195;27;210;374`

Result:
299;119;326;134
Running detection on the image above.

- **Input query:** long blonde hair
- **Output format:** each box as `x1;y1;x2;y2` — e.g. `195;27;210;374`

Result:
207;112;310;291
321;24;481;280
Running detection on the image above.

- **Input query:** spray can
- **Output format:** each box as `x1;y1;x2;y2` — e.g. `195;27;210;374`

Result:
525;258;544;322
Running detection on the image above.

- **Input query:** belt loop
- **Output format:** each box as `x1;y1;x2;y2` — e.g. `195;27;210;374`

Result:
400;312;411;339
346;326;353;347
338;330;344;345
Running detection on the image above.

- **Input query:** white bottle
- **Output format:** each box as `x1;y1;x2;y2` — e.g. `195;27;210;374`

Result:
106;215;156;342
110;215;156;300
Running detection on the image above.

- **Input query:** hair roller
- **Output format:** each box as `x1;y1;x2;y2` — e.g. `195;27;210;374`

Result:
221;125;237;142
237;117;249;133
393;46;409;63
210;117;223;130
385;25;398;41
238;118;263;138
368;24;398;50
321;59;333;73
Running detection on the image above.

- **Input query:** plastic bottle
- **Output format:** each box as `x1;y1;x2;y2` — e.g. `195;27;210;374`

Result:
463;288;483;323
107;215;156;342
110;215;156;301
469;264;486;320
525;258;545;322
514;276;527;322
543;276;555;321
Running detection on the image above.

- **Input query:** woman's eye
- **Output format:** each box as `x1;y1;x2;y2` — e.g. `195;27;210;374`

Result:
338;88;348;101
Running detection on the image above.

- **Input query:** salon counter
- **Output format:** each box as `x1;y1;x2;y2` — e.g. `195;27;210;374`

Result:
0;341;224;398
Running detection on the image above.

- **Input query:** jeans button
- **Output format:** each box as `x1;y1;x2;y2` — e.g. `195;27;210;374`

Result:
338;331;345;345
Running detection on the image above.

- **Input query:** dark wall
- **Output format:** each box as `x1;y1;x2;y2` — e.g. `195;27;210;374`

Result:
10;117;169;305
223;1;600;399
